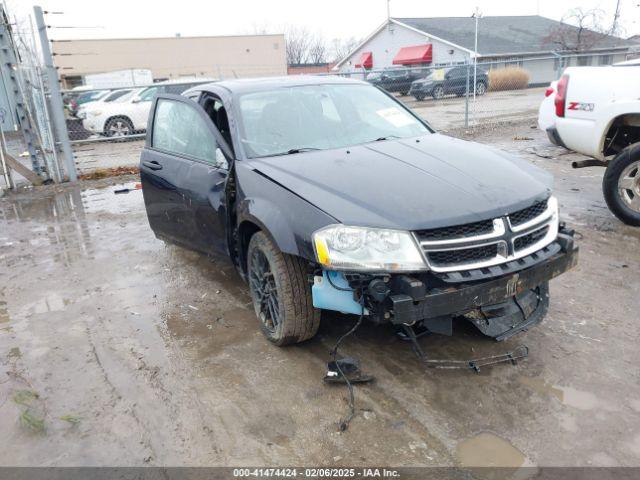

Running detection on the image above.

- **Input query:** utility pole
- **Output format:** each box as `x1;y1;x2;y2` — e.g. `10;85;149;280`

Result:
611;0;621;36
387;0;391;22
33;6;77;182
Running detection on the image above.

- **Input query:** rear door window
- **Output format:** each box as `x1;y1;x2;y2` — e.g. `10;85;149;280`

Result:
152;98;217;163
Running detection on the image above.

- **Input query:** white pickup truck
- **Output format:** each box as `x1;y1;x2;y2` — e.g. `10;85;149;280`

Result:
545;61;640;225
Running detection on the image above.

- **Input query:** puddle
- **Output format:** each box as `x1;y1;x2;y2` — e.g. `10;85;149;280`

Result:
456;432;526;468
519;376;599;410
20;293;71;316
81;182;143;215
0;182;142;223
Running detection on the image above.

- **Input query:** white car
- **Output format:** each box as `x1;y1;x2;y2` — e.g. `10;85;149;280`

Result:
537;80;558;132
544;63;640;225
82;79;214;137
76;88;134;120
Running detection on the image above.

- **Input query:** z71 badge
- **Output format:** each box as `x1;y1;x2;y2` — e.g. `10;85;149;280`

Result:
567;101;595;112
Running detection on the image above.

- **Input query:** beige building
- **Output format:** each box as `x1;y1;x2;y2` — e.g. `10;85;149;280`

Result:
53;34;286;88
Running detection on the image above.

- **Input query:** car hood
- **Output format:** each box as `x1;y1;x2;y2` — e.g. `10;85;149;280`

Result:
246;134;553;230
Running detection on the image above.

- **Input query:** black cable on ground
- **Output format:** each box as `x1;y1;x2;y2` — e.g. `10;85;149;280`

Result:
330;295;365;432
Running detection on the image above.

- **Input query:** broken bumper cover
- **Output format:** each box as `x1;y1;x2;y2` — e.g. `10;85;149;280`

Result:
390;231;578;339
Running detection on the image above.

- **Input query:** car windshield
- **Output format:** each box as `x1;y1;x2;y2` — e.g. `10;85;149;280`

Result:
104;90;132;102
77;91;108;103
116;89;144;103
237;83;430;158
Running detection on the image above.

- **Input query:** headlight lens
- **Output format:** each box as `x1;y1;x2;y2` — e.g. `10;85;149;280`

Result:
313;225;427;272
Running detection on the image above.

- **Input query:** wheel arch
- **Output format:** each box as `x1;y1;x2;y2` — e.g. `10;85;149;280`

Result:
236;209;301;275
598;107;640;157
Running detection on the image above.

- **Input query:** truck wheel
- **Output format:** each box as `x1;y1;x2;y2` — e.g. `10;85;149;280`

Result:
602;144;640;226
247;231;320;345
475;81;487;95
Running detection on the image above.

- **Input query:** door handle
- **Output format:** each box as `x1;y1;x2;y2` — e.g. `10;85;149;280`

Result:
143;160;163;171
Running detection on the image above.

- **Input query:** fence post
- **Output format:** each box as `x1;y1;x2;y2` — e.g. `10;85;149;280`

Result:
464;63;470;128
33;6;77;182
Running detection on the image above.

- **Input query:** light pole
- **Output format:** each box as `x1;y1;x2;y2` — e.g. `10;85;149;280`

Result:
472;7;482;103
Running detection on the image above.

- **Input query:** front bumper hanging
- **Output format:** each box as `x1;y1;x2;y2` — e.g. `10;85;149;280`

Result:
313;229;578;341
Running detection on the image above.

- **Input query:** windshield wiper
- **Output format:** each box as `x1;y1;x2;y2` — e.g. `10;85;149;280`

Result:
373;135;400;142
269;147;321;157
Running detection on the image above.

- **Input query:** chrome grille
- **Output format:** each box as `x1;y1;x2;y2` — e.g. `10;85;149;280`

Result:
514;225;549;251
415;198;558;273
509;200;548;227
416;219;494;241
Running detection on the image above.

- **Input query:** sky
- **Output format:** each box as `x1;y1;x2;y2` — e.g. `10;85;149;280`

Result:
8;0;640;42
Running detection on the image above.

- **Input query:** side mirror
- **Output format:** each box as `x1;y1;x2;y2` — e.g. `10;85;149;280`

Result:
131;97;141;104
215;148;229;170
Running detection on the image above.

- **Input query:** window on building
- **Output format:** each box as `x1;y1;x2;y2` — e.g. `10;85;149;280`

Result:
554;56;571;70
577;56;592;66
598;54;614;65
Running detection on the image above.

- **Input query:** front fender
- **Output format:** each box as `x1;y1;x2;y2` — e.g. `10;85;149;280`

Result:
236;164;338;261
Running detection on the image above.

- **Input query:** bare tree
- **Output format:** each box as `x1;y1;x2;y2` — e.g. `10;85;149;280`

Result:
330;37;360;62
544;8;609;52
285;26;312;65
307;34;327;64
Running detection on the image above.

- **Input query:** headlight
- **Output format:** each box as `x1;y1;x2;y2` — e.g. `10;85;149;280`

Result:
89;110;102;117
313;225;427;272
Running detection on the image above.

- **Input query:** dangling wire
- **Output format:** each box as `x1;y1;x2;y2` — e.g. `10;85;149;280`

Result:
330;294;365;431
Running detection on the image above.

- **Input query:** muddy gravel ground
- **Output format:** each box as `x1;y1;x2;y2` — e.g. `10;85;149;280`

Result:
1;121;639;468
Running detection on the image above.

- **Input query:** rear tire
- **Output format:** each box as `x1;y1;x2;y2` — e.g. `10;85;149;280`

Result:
247;232;320;345
432;85;444;100
602;144;640;226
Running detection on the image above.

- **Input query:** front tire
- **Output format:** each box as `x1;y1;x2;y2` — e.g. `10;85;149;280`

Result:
475;81;487;95
432;85;444;100
247;232;320;345
603;144;640;226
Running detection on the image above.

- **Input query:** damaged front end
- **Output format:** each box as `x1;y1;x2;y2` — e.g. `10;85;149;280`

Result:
311;198;578;341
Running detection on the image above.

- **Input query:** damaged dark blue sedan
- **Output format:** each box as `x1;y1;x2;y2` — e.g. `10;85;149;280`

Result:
140;76;578;346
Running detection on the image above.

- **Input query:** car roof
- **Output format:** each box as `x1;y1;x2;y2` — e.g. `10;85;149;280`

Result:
193;75;368;95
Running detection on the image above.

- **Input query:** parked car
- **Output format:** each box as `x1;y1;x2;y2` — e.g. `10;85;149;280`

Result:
76;89;134;120
139;76;578;346
366;67;430;95
82;79;214;137
537;80;558;132
71;90;112;117
410;66;488;101
544;64;640;225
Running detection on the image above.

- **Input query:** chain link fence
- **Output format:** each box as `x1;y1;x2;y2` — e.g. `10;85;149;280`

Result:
9;42;632;179
337;51;625;131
